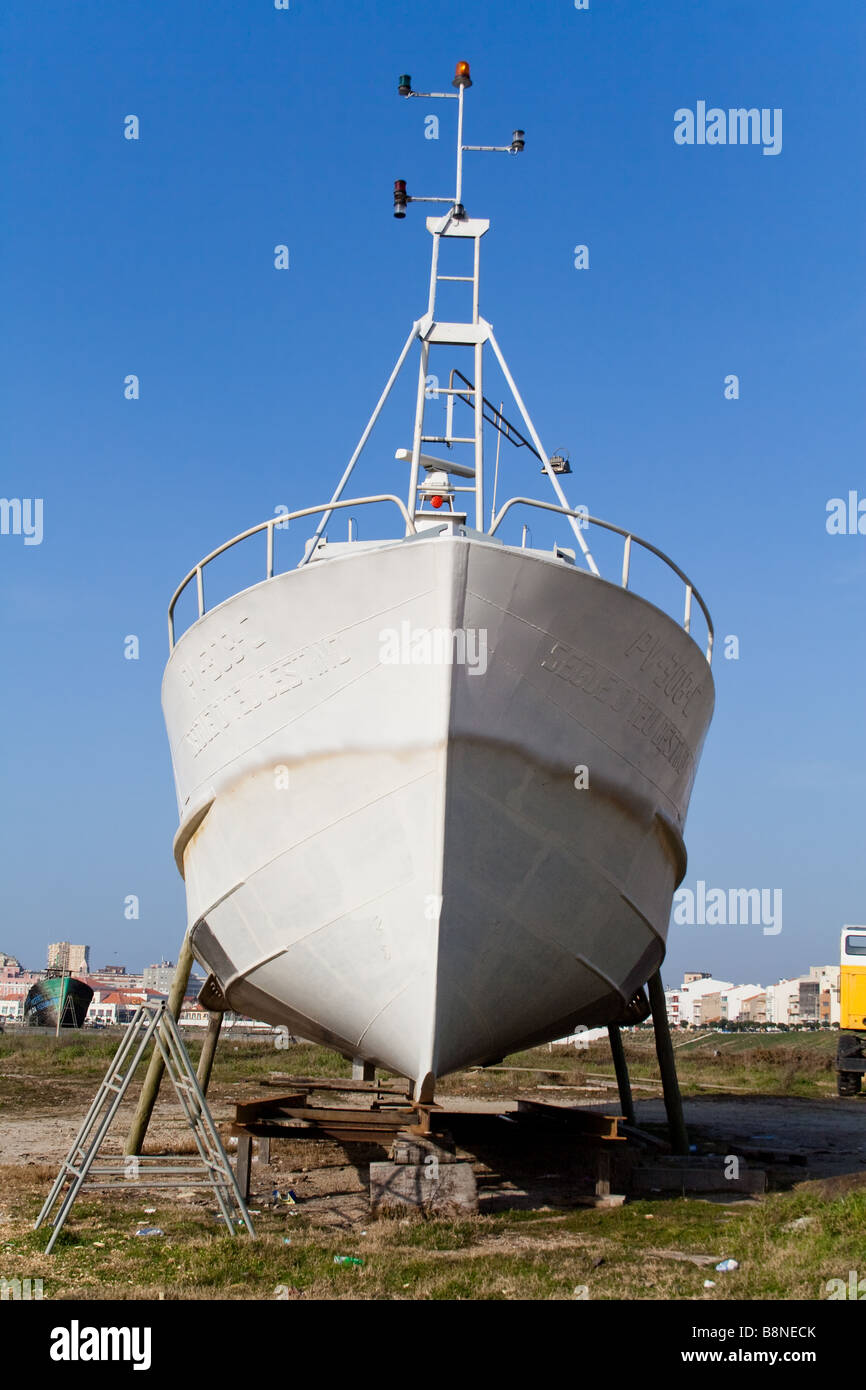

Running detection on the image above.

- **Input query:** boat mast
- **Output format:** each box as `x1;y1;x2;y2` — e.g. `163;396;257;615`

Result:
303;61;597;571
397;60;522;538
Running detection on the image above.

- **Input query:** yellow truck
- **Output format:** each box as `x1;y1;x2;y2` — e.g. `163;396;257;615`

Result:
837;926;866;1096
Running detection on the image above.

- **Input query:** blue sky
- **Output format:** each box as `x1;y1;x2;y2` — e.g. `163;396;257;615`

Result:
1;0;863;990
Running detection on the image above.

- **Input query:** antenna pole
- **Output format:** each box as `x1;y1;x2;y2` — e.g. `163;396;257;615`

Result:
474;340;484;527
455;83;465;207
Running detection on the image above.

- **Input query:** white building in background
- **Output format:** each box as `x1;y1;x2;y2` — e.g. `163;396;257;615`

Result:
809;965;840;1024
664;989;682;1027
764;980;798;1025
720;984;764;1023
0;998;23;1021
676;977;734;1027
178;1000;209;1027
764;976;826;1026
666;965;841;1030
143;960;177;993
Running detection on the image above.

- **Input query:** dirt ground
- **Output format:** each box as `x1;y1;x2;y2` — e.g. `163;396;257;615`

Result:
3;1086;865;1226
636;1094;866;1181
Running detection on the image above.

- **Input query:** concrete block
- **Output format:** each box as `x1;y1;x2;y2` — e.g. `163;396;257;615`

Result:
370;1160;478;1218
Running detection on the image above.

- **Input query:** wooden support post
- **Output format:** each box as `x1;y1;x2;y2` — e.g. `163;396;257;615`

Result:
607;1023;636;1127
256;1137;271;1165
352;1057;375;1081
595;1150;611;1198
647;969;689;1155
124;935;195;1154
236;1133;253;1202
195;1010;224;1097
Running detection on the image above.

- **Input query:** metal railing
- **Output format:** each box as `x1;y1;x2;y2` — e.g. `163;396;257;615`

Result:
167;493;713;666
167;495;416;650
490;497;714;664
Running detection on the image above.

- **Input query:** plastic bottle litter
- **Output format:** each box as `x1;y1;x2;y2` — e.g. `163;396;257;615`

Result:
715;1259;739;1272
134;1227;164;1237
333;1255;364;1267
703;1279;716;1288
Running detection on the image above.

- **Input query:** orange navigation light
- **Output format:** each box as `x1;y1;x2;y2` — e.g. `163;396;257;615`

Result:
452;60;472;89
430;495;445;509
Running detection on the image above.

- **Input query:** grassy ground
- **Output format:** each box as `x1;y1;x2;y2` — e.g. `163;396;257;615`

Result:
0;1026;842;1112
0;1028;855;1300
3;1167;863;1301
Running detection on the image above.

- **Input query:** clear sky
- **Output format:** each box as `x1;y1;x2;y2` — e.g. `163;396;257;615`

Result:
1;0;863;991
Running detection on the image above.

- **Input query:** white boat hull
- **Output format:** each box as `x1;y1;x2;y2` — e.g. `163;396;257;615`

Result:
163;534;714;1096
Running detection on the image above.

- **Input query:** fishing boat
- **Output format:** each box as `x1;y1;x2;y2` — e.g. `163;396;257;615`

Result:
162;63;715;1101
25;970;93;1029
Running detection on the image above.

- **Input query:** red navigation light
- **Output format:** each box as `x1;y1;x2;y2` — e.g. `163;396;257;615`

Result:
430;495;445;509
393;179;408;219
452;60;472;89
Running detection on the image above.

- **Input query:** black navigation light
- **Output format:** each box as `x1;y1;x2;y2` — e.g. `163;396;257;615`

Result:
546;451;572;475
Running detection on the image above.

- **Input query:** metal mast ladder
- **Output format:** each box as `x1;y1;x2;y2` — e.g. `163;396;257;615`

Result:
35;1001;255;1254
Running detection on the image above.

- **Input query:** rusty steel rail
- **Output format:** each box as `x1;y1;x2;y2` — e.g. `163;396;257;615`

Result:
230;1081;624;1152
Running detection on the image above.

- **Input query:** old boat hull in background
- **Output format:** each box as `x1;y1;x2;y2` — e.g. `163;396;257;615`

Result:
24;974;94;1029
163;534;714;1095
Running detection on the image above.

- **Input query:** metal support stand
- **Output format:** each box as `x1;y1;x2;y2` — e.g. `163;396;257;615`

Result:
196;1010;224;1095
35;1002;255;1254
607;1023;636;1127
647;970;689;1155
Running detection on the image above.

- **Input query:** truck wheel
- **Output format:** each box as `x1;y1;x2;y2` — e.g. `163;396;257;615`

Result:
837;1035;862;1096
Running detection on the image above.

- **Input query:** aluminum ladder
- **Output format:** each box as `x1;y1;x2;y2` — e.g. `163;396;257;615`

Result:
35;1001;255;1254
